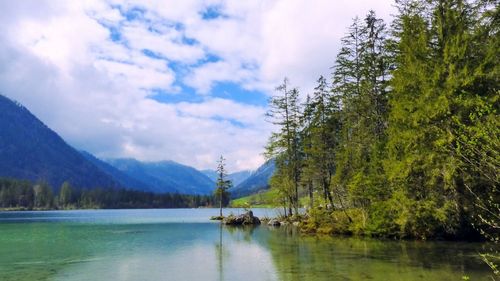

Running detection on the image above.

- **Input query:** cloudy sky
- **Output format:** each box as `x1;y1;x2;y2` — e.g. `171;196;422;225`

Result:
0;0;394;171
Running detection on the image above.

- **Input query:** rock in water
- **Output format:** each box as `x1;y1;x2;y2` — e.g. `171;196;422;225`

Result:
222;211;261;225
267;219;281;226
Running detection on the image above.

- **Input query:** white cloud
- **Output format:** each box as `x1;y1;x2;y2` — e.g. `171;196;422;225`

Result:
183;60;256;94
93;59;175;90
120;22;205;63
0;0;395;171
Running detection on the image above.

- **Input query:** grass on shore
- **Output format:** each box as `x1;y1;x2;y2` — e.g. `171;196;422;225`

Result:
230;189;280;208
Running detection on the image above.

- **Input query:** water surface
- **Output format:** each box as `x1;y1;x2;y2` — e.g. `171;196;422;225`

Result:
0;209;493;280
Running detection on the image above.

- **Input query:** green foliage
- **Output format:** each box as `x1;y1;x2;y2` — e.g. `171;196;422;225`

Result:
58;181;73;208
265;78;303;216
265;0;498;244
34;182;53;209
0;177;217;210
214;155;232;216
230;188;281;208
301;76;341;208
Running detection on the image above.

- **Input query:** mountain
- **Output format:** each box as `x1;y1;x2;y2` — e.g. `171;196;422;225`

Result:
202;169;253;186
0;94;119;190
80;151;153;192
201;170;218;182
228;170;253;186
106;158;215;195
229;160;275;198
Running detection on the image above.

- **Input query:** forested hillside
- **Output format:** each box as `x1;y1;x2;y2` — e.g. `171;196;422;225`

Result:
0;95;120;190
265;0;498;240
0;94;219;196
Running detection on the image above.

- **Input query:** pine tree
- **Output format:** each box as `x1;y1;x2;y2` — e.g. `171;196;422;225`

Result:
59;181;73;208
215;156;232;217
301;76;341;208
34;181;53;209
331;11;391;223
265;78;303;216
330;17;364;214
385;0;498;238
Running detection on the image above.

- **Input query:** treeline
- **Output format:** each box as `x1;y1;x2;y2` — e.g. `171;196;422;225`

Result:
0;178;217;210
266;0;498;240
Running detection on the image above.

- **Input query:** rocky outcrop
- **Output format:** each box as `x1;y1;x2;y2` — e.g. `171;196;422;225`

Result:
222;211;261;225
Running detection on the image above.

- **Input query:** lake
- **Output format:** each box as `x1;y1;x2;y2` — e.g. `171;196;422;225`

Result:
0;209;493;281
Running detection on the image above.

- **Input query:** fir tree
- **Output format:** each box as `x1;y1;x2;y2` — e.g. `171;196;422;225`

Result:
265;78;303;216
214;156;232;217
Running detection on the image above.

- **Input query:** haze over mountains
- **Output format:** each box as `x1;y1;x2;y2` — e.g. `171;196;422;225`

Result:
0;94;274;197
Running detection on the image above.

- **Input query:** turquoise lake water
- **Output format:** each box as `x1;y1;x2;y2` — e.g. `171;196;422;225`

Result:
0;209;494;280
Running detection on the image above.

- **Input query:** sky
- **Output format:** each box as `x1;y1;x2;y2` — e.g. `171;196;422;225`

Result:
0;0;395;172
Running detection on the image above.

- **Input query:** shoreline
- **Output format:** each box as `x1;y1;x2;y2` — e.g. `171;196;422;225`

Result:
0;207;487;243
221;208;487;242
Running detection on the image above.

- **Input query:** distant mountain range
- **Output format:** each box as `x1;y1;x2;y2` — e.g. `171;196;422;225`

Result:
201;169;253;187
0;94;274;196
106;158;215;195
229;160;275;198
200;170;218;182
80;152;154;192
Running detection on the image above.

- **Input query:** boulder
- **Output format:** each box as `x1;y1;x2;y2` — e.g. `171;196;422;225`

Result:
268;219;281;227
222;211;261;225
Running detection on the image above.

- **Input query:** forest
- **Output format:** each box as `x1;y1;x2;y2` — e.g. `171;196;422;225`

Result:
0;178;218;210
265;0;498;241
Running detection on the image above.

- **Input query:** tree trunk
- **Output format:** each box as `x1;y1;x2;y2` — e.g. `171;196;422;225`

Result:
219;192;222;217
308;181;314;209
294;180;299;215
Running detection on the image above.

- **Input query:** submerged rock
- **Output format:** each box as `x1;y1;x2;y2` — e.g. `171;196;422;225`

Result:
222;211;261;225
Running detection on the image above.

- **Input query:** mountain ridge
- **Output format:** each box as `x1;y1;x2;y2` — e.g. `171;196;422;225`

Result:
0;94;266;196
229;160;275;198
0;94;120;190
106;158;215;195
201;169;253;187
80;152;154;192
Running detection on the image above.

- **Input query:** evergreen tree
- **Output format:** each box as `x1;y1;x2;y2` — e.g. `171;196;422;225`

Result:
301;76;341;208
265;78;303;216
34;181;53;209
385;0;499;238
263;0;497;244
330;11;391;228
59;181;73;208
214;156;232;217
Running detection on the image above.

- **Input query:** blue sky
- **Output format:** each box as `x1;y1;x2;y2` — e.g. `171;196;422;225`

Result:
0;0;394;171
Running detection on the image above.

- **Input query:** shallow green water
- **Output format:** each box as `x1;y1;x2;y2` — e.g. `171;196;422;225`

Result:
0;209;494;281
